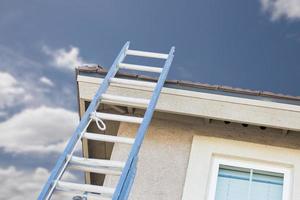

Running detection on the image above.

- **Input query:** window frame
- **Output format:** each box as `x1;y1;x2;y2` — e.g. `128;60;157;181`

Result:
207;156;292;200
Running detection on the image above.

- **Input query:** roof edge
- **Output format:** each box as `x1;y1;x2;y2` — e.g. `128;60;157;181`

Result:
77;65;300;102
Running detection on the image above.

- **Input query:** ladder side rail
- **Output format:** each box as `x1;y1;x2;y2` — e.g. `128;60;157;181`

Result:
118;156;138;200
108;157;138;200
112;46;175;200
37;41;130;200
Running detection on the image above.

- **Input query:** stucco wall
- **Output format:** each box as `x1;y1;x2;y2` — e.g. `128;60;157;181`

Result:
103;117;193;200
100;113;300;200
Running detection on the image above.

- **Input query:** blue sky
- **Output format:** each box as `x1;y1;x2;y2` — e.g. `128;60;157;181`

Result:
0;0;300;199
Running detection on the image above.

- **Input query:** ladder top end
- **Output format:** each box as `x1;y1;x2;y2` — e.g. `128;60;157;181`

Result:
169;46;175;56
124;41;130;50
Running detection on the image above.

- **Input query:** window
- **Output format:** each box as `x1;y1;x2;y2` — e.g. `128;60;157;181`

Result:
207;157;291;200
181;136;295;200
215;165;283;200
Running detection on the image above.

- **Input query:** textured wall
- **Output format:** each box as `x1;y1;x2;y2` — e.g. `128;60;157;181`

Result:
99;113;300;200
103;117;193;200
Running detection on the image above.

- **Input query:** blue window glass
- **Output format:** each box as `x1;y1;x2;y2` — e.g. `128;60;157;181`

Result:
215;165;283;200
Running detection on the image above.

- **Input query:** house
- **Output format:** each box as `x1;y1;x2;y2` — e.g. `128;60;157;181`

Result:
75;65;300;200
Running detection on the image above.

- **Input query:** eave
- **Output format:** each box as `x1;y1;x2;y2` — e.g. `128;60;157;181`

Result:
77;74;300;132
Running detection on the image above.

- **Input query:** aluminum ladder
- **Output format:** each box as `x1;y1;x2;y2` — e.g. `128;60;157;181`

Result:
37;41;175;200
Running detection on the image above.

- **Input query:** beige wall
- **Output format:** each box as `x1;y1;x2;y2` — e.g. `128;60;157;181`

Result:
97;113;300;200
103;118;193;200
77;74;300;199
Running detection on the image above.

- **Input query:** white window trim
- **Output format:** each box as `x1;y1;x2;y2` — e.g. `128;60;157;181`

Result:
207;156;292;200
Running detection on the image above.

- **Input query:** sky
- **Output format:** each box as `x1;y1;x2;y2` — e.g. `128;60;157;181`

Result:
0;0;300;199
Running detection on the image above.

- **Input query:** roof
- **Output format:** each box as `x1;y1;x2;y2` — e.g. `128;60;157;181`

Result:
76;65;300;105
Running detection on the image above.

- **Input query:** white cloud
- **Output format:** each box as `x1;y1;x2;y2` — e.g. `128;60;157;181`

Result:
261;0;300;21
0;166;49;200
0;106;78;154
0;166;79;200
40;76;54;87
0;72;32;109
43;45;86;70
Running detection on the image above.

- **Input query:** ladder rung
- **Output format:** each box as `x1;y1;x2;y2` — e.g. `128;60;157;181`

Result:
110;78;156;88
56;181;115;196
68;164;122;175
83;132;135;144
126;49;168;59
69;156;125;168
54;190;112;200
102;93;150;106
94;112;143;123
119;63;163;73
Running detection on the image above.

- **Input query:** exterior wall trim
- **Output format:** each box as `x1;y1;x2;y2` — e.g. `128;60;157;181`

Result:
181;136;299;200
77;75;300;131
77;75;300;112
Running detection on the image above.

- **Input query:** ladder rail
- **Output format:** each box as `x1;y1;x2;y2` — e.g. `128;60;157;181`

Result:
37;41;130;200
38;42;175;200
120;156;138;200
112;46;175;200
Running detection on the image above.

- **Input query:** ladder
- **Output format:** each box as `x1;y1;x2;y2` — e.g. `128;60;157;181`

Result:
38;41;175;200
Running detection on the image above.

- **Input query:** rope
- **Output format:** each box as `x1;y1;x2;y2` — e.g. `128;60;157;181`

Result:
90;111;106;131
